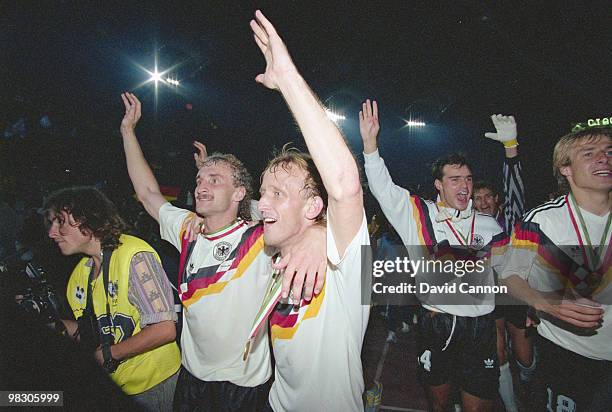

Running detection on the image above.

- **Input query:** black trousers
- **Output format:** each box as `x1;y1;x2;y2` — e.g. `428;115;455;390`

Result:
173;367;271;412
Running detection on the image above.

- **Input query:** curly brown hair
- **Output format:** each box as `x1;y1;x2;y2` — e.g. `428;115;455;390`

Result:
44;186;126;250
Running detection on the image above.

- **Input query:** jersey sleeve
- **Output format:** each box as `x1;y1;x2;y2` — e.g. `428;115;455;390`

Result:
327;211;369;269
501;220;539;281
501;219;565;292
363;150;420;246
502;156;525;234
127;252;177;327
158;203;192;251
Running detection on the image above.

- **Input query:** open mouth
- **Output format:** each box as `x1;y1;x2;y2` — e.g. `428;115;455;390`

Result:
593;170;611;177
456;192;468;202
263;217;277;225
197;194;213;201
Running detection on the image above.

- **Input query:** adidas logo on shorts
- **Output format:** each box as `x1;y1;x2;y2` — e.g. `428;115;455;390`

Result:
484;358;494;369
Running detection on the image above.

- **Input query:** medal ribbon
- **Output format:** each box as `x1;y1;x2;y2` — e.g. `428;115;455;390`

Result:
243;255;284;361
444;212;476;247
567;194;612;273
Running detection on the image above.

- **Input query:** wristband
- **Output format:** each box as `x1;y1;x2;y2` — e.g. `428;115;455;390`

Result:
503;139;518;148
102;343;121;374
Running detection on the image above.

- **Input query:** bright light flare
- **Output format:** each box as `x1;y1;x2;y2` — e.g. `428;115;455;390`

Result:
325;109;346;123
404;120;426;127
149;70;163;83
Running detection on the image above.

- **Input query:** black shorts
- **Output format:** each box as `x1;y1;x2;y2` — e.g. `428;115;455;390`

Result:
173;367;271;412
538;335;612;411
493;305;529;329
416;308;499;400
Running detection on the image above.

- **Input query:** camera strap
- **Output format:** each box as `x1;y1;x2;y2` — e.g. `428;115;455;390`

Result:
101;248;114;345
85;248;115;346
85;264;96;317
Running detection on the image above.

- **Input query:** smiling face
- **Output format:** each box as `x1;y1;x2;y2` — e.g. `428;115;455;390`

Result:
258;163;322;251
194;162;245;218
474;187;500;216
434;164;473;211
47;210;94;256
560;135;612;194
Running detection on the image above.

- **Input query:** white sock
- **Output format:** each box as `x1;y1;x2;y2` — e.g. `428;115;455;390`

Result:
499;362;518;412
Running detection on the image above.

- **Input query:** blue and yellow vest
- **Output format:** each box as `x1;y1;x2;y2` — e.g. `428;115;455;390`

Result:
66;234;181;395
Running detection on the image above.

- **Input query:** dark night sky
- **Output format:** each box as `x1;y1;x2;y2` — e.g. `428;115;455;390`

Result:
2;1;610;210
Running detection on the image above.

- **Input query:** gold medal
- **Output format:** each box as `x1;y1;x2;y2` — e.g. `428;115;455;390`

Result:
242;337;253;362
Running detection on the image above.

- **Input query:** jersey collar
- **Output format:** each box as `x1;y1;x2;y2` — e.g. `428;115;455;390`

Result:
434;195;474;223
203;218;246;241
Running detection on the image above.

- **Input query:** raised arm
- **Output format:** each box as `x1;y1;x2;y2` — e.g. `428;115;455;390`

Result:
120;93;166;222
250;10;362;255
360;99;417;246
485;114;525;232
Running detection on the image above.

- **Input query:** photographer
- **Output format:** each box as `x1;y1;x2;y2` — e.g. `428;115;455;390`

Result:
45;186;180;411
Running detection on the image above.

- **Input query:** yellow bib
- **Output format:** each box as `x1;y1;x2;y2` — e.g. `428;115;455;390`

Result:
66;234;180;395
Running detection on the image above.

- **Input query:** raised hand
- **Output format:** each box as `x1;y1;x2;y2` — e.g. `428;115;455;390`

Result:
193;141;208;170
120;92;142;134
485;114;518;148
119;91;167;222
250;10;298;90
359;99;380;154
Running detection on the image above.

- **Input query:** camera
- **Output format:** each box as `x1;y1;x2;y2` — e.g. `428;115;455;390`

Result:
7;259;63;324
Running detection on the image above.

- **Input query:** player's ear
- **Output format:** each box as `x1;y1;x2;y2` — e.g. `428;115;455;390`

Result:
305;196;324;220
233;186;246;202
434;179;443;193
559;165;572;178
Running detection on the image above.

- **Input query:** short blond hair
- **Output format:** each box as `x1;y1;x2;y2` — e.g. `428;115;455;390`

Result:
553;128;612;192
262;144;327;223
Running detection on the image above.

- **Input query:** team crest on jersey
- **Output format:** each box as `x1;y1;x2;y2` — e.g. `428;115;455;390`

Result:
471;234;485;250
75;286;85;303
108;281;119;298
213;241;232;261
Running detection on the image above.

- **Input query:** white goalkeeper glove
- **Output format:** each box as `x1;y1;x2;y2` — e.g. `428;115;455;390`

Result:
485;114;518;148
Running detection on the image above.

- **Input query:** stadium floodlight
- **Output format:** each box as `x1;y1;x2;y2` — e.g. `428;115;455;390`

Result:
325;109;346;123
404;120;426;127
166;78;180;86
150;69;162;84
